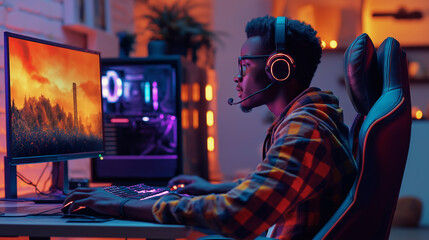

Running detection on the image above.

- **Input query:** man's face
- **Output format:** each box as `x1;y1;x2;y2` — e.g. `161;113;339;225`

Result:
234;36;273;112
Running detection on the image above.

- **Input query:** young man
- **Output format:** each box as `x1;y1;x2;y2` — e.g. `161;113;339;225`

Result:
64;16;357;239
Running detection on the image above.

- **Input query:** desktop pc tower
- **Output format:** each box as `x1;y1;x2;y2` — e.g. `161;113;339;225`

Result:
91;56;212;186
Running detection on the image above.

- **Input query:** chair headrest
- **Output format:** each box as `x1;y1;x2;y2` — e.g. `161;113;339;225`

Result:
377;37;406;92
344;33;382;115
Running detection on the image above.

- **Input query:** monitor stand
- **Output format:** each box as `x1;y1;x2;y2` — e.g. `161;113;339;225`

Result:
3;157;69;203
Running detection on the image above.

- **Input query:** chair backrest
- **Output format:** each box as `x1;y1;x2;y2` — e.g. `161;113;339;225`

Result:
343;33;382;159
313;34;412;240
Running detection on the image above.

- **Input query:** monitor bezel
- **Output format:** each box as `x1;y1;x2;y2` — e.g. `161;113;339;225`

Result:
4;32;104;165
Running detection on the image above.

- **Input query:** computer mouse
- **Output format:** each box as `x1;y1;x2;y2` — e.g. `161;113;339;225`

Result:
170;183;186;191
61;201;107;217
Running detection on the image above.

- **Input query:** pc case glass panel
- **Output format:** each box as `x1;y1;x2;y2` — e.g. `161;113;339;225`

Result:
95;59;180;182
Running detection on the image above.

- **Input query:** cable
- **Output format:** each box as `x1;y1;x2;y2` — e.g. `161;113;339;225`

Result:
16;171;50;196
35;162;50;191
42;171;53;194
16;162;58;197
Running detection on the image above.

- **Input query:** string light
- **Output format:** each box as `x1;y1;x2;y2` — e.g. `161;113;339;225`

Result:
207;137;215;151
416;110;423;120
181;84;189;102
193;109;199;129
205;84;213;101
329;40;338;49
206;111;214;126
192;83;200;102
321;40;326;49
182;109;189;129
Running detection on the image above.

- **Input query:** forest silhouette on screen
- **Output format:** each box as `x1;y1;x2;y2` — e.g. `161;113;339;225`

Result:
11;95;103;158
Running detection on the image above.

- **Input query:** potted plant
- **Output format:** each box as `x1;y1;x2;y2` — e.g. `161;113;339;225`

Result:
117;31;136;57
143;0;219;61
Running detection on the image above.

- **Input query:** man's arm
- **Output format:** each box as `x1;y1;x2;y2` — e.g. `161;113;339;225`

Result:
62;178;238;222
121;198;158;221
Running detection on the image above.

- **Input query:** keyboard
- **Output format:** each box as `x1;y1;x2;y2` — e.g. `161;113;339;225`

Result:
103;183;170;200
61;183;188;215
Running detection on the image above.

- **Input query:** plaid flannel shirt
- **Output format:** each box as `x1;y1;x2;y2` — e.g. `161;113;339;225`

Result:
153;87;357;239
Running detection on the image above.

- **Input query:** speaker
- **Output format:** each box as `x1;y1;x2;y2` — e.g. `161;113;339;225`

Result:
265;17;296;83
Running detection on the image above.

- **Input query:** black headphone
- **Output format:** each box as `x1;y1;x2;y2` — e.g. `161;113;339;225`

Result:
265;17;296;83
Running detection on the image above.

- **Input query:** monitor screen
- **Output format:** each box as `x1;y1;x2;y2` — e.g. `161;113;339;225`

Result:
4;32;104;165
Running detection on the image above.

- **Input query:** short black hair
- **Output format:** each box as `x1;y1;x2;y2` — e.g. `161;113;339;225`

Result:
245;15;322;89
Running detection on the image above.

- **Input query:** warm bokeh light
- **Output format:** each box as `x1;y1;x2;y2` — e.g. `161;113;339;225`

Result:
206;110;214;126
182;109;189;129
321;40;326;49
412;106;424;120
329;40;338;49
416;110;423;120
192;83;200;102
181;83;189;102
205;84;213;101
207;136;215;151
192;109;199;129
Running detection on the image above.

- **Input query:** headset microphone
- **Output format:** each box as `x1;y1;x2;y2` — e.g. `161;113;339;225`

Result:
228;83;273;105
227;98;235;105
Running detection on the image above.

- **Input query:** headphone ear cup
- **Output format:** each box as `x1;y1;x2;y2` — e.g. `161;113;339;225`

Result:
265;53;296;83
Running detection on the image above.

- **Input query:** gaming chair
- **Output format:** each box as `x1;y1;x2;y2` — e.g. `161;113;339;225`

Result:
313;34;412;239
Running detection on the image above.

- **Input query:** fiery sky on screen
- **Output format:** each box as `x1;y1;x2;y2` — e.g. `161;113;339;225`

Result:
8;37;102;129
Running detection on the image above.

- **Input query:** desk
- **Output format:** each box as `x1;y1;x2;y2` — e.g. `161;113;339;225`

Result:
0;202;190;240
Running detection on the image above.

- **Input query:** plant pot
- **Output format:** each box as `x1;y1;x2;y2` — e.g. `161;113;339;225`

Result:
148;40;167;56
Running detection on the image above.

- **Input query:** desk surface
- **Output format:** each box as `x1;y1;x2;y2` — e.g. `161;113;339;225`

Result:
0;202;190;239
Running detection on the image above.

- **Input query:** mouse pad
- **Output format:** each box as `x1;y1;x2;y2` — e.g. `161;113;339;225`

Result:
0;202;62;216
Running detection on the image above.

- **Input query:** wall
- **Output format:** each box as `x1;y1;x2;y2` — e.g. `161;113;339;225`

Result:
213;0;274;180
0;0;133;197
362;0;429;47
400;120;429;226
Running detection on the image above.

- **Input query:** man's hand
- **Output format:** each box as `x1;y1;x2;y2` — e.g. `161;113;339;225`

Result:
64;188;123;216
63;187;157;221
168;175;238;195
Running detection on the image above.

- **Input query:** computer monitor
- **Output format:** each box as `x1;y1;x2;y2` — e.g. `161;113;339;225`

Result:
4;32;104;198
91;57;182;186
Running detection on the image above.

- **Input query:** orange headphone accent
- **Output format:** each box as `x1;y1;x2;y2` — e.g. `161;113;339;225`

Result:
265;17;296;83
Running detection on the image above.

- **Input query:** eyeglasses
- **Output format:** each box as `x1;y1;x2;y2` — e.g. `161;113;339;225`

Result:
238;55;270;77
